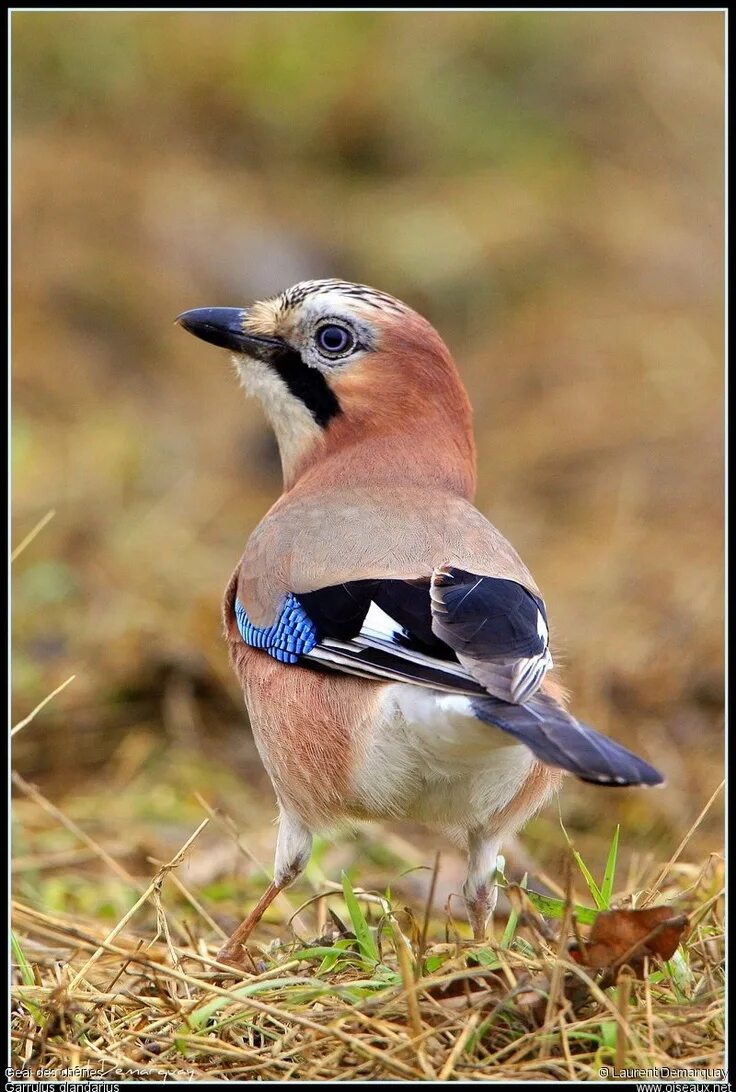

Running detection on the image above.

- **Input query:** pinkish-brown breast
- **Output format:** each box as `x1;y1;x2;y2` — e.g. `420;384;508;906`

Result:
223;567;384;827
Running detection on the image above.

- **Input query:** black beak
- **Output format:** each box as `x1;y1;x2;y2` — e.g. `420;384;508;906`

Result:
175;307;285;359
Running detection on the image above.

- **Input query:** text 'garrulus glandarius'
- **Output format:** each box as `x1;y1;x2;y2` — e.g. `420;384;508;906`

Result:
177;279;662;966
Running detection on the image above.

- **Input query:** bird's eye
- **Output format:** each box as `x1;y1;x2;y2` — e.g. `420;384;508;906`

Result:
316;324;355;356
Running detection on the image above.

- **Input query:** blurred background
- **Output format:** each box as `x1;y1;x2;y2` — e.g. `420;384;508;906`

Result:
12;11;724;932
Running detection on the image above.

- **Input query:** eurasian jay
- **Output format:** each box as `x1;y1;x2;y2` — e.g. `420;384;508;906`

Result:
177;279;662;966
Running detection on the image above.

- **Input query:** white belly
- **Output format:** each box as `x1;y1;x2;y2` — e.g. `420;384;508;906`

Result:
347;684;535;833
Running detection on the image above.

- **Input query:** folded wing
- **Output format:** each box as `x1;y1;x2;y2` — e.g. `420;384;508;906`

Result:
298;579;487;695
231;569;662;788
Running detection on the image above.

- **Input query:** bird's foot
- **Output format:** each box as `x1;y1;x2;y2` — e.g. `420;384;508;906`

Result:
214;942;261;975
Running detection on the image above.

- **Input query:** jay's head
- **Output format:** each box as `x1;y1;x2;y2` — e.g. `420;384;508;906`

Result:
177;279;474;491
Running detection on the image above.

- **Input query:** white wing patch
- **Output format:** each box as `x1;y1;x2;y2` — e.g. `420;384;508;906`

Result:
303;599;485;695
362;601;402;641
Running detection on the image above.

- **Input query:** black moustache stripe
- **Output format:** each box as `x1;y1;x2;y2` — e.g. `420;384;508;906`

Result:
271;350;342;428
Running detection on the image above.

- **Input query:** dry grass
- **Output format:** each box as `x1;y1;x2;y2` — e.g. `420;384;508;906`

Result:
11;853;724;1081
11;751;725;1082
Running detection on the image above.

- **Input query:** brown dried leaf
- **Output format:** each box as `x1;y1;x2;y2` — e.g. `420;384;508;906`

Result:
569;906;689;979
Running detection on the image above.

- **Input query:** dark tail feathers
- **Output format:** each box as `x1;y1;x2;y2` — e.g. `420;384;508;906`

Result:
473;691;663;787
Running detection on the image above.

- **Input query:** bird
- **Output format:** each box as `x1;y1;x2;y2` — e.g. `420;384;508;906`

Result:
176;278;663;966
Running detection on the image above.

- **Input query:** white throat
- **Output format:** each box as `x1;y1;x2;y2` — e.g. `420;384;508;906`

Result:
233;355;324;485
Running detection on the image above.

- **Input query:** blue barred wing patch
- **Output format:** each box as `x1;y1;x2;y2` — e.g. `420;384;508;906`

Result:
234;594;318;664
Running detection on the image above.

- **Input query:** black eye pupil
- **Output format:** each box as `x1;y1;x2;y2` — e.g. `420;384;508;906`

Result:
318;325;352;353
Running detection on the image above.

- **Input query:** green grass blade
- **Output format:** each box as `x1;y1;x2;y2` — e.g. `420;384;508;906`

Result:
11;932;44;1026
174;976;322;1052
471;948;501;969
11;931;35;987
599;1019;617;1051
600;824;620;908
290;944;359;962
500;871;525;947
522;888;599;925
572;849;606;909
500;907;519;948
12;987;45;1027
666;948;694;1001
424;951;452;973
496;868;599;925
341;871;379;964
559;817;606;909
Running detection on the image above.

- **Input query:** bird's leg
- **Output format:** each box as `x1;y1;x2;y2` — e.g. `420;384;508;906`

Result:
463;829;501;942
216;882;281;970
216;811;312;969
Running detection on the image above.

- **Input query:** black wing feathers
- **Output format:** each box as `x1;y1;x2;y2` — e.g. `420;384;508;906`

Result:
298;580;381;641
298;577;457;659
431;567;547;660
373;581;457;659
